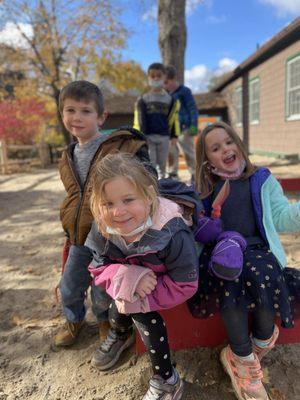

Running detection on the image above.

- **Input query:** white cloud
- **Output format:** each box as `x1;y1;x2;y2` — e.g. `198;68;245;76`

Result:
0;21;33;48
142;0;204;21
185;64;211;92
142;4;157;21
215;57;238;76
259;0;300;16
186;0;204;16
185;57;237;93
206;14;227;24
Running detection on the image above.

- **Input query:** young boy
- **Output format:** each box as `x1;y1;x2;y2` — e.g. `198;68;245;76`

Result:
134;62;180;179
164;65;198;183
54;80;152;358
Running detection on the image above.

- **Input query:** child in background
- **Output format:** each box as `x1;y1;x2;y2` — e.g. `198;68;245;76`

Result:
164;65;198;183
54;80;153;353
188;121;300;400
86;153;199;400
134;62;180;179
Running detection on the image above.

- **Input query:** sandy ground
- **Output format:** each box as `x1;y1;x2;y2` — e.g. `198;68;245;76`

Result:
0;155;300;400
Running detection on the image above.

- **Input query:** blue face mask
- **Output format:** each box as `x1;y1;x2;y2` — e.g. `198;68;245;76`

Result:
148;78;164;89
106;216;153;237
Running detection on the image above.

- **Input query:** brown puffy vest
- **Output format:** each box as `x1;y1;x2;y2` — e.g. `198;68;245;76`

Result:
59;129;148;245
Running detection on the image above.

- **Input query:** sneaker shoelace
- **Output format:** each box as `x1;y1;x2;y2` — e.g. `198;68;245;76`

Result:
99;330;118;353
66;322;79;338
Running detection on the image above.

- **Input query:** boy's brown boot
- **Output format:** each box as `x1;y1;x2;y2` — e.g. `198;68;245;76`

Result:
99;320;111;342
53;320;84;347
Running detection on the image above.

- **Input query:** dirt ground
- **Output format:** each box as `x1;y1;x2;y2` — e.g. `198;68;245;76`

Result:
0;155;300;400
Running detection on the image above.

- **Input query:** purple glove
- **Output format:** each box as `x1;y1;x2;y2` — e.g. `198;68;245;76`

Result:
194;216;223;244
209;231;247;281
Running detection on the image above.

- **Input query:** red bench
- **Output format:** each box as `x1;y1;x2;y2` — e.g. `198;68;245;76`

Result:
59;177;300;352
277;178;300;192
136;302;300;353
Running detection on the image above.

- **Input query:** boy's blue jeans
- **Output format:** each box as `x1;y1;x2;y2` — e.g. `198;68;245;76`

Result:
59;244;110;323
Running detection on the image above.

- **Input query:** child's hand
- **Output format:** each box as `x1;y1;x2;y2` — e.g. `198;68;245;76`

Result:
189;125;198;136
194;216;223;243
135;271;157;298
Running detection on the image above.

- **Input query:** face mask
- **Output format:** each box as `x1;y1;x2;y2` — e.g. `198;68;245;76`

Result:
211;159;247;180
148;78;164;89
106;216;153;237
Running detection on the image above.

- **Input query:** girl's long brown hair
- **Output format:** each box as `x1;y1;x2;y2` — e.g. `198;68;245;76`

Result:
195;121;256;198
90;153;159;236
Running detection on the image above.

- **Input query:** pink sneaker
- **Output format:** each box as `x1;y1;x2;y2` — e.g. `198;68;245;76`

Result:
252;325;279;361
220;346;269;400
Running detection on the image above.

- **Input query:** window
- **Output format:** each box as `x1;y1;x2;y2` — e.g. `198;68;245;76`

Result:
286;54;300;120
249;78;260;124
234;86;242;125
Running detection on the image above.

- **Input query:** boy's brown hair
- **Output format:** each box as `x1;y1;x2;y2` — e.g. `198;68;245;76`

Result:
59;80;104;116
147;62;166;75
195;121;256;198
165;65;177;80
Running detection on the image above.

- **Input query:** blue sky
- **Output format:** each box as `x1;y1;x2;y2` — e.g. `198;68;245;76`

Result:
1;0;299;93
120;0;300;91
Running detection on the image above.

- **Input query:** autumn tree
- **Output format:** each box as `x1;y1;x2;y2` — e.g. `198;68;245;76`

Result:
0;97;52;144
0;0;128;144
96;58;147;94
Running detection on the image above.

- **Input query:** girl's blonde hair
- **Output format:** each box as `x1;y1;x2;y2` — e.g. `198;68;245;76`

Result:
90;153;159;236
195;121;256;198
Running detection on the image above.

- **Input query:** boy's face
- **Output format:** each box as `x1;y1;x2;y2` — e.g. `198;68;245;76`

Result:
62;99;106;145
164;77;178;92
148;69;166;90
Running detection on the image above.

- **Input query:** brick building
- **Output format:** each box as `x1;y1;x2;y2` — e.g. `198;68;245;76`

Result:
213;17;300;157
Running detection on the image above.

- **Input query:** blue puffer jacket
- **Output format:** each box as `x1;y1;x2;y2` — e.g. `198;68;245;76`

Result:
203;168;300;268
170;85;198;131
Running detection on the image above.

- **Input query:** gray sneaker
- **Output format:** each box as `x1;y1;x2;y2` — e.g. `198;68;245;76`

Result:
91;328;135;370
143;368;184;400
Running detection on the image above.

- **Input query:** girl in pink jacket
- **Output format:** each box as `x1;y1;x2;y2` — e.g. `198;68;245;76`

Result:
86;153;199;400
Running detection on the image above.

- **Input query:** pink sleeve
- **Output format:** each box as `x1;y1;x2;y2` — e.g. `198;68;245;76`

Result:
115;297;151;314
89;263;150;302
114;275;198;314
146;275;198;311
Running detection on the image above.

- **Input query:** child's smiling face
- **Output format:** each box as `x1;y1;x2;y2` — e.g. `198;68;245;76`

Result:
62;99;106;144
100;176;151;238
205;127;243;173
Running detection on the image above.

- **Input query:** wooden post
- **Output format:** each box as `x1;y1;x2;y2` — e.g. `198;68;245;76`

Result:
38;141;51;168
0;140;9;174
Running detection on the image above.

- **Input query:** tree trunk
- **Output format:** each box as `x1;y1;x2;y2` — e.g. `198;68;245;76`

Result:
158;0;186;84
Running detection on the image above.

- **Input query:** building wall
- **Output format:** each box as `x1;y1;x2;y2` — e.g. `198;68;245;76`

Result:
103;114;133;130
222;41;300;155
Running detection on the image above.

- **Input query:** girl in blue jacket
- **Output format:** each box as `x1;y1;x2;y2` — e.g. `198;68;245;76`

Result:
188;121;300;400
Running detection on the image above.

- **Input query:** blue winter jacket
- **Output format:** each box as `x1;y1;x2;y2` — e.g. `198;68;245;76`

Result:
203;168;300;269
170;85;198;131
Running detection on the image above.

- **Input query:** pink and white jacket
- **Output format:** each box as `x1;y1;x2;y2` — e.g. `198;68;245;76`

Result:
86;197;199;314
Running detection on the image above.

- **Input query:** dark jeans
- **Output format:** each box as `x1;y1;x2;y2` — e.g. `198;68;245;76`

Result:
221;306;275;357
59;244;110;322
109;301;173;379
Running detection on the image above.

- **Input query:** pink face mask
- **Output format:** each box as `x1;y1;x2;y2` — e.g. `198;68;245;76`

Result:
211;159;247;180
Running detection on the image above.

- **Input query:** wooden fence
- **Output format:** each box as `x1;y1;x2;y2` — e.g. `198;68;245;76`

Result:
0;140;51;174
